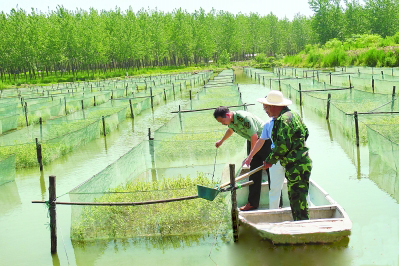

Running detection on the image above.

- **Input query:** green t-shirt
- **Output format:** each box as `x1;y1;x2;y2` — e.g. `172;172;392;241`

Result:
228;110;264;141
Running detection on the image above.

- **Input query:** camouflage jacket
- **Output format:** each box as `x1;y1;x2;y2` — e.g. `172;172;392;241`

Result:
265;107;310;168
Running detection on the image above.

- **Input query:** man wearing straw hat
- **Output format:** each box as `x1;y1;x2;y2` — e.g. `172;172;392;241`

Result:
255;90;312;221
213;106;270;211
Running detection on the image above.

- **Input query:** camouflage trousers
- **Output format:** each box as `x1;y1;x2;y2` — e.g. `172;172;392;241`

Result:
285;157;312;221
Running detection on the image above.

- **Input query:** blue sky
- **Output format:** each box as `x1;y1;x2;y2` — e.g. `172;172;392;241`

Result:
0;0;314;20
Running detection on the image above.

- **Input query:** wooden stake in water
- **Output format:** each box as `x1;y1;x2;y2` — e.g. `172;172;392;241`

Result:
35;138;43;171
372;79;375;93
349;75;352;88
230;164;239;242
94;96;96;106
24;102;29;126
392;86;396;112
102;116;106;136
326;93;331;120
299;83;302;106
129;99;134;118
49;175;57;254
354;111;359;147
150;87;154;109
39;117;43;140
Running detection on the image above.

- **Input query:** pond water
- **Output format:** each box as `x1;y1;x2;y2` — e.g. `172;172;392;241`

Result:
1;69;398;266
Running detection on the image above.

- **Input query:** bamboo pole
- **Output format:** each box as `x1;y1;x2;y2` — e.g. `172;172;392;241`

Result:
81;100;84;110
32;195;199;206
49;176;57;254
230;164;239;242
392;86;396;112
94;96;96;106
171;103;254;113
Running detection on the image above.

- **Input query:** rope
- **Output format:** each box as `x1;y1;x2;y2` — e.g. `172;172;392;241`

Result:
211;148;218;183
208;195;232;265
58;219;70;265
43;200;70;264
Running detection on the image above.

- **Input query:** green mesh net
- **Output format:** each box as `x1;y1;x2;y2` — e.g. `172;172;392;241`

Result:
67;70;241;241
0;154;16;186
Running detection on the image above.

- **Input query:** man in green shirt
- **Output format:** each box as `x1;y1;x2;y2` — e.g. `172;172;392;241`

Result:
260;90;312;221
214;106;272;211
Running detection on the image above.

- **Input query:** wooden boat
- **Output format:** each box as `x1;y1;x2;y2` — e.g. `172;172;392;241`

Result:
234;168;352;244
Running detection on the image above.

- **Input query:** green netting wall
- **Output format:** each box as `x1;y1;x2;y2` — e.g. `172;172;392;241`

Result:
0;154;16;186
67;70;239;241
367;124;399;202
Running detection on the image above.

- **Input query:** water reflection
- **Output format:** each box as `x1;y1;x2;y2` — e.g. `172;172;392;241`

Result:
40;171;46;201
369;152;399;203
0;181;21;214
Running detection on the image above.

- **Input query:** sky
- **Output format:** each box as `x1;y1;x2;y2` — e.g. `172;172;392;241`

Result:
0;0;314;20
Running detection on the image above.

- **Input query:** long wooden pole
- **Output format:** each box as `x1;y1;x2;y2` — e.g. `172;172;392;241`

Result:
230;164;239;242
32;195;199;206
171;103;254;114
49;176;57;254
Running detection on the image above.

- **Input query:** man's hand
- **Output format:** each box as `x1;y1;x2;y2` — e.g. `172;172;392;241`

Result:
215;140;223;148
243;156;253;166
263;162;273;169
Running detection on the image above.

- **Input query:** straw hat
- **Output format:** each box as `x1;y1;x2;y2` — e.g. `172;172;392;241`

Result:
257;90;292;106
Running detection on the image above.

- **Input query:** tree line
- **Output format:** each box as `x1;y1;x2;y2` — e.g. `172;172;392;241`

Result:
1;1;399;82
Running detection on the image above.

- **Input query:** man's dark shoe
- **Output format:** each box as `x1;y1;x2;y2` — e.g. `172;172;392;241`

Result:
239;203;257;211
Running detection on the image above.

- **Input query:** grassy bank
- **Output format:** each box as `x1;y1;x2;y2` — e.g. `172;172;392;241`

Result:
0;62;249;90
278;34;399;68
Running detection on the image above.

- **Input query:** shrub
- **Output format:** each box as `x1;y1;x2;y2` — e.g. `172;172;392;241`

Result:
218;50;230;65
322;48;348;67
255;53;267;63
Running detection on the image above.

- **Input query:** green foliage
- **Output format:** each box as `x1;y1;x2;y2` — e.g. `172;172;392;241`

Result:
218;50;231;65
322;48;349;67
255;53;267;63
323;38;343;49
358;48;386;67
307;50;324;67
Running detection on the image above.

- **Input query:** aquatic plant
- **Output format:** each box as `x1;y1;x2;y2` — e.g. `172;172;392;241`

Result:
71;173;231;241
